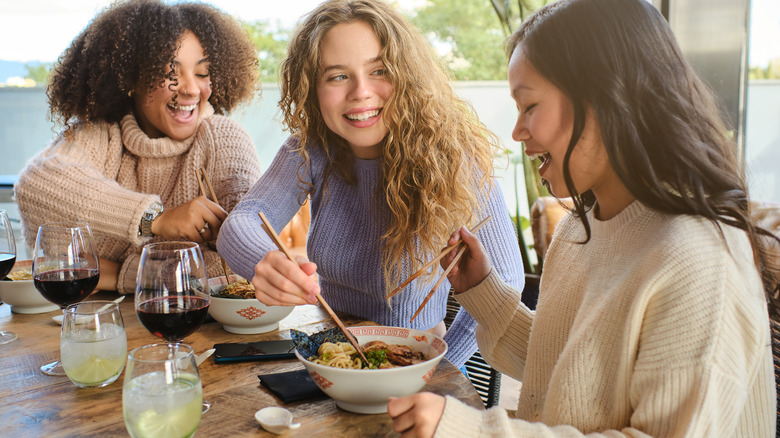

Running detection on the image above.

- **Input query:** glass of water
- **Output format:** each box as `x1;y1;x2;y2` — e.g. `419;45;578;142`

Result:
123;343;203;438
60;300;126;388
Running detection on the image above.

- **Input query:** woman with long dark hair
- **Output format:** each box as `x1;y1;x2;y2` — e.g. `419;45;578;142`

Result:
388;0;778;435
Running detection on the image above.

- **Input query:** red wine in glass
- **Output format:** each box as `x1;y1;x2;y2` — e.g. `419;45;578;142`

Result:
0;252;16;279
136;295;209;342
0;210;18;345
32;221;100;376
33;268;100;307
135;241;211;344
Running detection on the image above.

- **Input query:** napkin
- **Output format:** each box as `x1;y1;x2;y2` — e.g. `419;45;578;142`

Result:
258;369;325;403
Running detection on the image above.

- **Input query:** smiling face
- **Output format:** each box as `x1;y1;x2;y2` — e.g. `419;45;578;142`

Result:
508;46;627;214
133;31;212;141
316;21;393;159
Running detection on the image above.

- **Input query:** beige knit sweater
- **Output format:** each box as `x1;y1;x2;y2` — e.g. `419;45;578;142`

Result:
15;106;262;294
438;201;775;437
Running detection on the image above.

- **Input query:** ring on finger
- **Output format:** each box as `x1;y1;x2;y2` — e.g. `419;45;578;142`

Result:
198;225;208;234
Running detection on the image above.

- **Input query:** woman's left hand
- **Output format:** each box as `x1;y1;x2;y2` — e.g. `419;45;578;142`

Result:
387;392;446;438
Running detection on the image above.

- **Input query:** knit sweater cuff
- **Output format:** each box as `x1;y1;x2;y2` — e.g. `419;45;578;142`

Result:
116;253;140;295
456;269;527;323
434;396;521;437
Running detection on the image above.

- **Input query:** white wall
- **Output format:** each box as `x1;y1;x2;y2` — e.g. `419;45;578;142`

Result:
2;80;779;253
745;80;780;202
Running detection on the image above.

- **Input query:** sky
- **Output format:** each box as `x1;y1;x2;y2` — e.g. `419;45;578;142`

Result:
0;0;421;64
0;0;777;66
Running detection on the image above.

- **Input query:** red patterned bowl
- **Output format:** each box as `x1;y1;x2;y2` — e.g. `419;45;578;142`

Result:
208;275;294;334
295;326;448;414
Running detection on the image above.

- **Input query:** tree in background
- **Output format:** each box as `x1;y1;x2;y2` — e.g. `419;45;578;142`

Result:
749;58;780;80
242;20;290;83
412;0;508;80
24;63;51;85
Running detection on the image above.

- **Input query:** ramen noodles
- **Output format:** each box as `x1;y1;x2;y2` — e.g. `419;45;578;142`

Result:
7;267;32;281
310;340;426;369
212;279;255;299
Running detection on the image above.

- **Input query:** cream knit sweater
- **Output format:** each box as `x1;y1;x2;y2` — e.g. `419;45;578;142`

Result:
15;107;262;294
437;201;775;437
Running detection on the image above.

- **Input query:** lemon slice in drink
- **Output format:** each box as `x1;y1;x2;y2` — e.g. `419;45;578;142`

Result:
133;388;202;438
66;355;125;385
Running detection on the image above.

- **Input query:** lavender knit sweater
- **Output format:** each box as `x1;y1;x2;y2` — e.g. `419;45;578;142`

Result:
217;136;524;367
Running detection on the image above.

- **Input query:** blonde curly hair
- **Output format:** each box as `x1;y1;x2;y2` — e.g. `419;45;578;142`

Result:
280;0;499;289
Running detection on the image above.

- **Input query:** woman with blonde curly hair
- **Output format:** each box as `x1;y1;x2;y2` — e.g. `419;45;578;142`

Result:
217;0;524;367
16;0;262;294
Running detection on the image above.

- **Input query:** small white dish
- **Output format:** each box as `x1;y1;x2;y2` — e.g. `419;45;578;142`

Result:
255;407;300;435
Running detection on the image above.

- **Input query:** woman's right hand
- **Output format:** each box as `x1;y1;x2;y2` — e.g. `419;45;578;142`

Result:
442;226;493;294
252;250;320;306
150;196;227;242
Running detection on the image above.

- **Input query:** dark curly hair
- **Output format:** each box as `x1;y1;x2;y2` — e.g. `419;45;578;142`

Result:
48;0;259;131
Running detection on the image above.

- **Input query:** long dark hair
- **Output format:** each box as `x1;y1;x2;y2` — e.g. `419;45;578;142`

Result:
507;0;780;316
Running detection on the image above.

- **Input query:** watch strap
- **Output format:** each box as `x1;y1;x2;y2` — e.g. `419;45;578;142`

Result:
139;201;164;237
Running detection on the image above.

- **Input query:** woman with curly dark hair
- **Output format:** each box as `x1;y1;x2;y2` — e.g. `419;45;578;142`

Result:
15;0;262;294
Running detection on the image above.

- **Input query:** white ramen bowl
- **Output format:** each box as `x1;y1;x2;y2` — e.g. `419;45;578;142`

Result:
208;275;294;334
295;326;448;414
0;260;59;314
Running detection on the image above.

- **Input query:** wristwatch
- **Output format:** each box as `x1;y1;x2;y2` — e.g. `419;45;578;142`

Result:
138;201;164;237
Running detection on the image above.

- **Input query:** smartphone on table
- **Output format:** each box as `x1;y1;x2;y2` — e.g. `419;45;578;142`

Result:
213;339;296;363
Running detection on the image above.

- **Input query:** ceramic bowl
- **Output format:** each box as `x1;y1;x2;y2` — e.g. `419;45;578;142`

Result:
0;260;59;314
208;275;294;334
295;326;448;414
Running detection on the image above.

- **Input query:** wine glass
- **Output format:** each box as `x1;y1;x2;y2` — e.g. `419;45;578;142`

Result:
33;221;100;375
134;242;210;344
135;241;211;413
123;343;202;437
0;210;18;345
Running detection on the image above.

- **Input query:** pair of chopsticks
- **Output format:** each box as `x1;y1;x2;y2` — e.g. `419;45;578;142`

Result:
195;167;231;285
257;212;370;365
386;215;492;322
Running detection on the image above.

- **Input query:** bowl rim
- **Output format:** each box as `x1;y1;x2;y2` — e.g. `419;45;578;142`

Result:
295;325;448;372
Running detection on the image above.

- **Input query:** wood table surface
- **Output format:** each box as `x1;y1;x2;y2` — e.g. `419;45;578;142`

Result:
0;290;484;437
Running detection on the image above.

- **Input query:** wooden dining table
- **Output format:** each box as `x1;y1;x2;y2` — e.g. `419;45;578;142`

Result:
0;290;484;437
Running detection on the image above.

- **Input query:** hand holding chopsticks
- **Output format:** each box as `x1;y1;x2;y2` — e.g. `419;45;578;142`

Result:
257;212;370;365
386;215;492;300
384;216;492;322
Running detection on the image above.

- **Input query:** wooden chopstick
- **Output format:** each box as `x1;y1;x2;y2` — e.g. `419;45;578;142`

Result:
201;166;219;204
257;212;370;365
386;215;492;300
194;168;231;285
409;216;492;322
410;244;468;322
